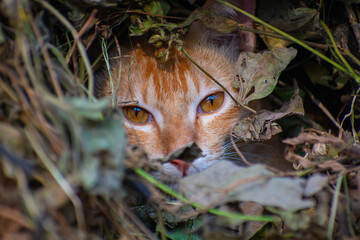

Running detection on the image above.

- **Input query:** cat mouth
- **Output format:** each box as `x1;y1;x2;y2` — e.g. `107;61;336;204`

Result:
170;159;190;176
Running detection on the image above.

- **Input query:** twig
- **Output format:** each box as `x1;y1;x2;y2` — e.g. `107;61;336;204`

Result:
230;134;251;166
340;88;360;142
0;67;20;102
302;85;342;132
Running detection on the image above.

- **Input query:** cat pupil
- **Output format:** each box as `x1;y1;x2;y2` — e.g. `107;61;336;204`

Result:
208;96;215;105
134;107;141;117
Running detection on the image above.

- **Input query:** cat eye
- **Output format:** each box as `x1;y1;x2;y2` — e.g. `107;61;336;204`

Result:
198;92;224;113
122;106;151;123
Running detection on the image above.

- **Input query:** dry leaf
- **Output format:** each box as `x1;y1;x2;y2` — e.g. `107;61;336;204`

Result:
233;93;304;142
232;47;297;105
180;161;324;212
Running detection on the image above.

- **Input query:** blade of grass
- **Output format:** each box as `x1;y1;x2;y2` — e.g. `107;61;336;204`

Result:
135;168;278;222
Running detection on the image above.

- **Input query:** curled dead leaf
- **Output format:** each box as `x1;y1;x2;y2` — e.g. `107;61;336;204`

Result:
233;93;304;142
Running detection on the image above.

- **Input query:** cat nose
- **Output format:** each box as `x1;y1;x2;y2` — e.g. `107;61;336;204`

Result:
162;125;196;155
170;159;190;176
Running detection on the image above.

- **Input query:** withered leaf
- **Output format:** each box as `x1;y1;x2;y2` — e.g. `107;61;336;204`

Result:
233;93;304;142
232;47;297;105
183;9;238;34
180;161;322;212
318;160;346;172
265;7;318;32
304;174;328;197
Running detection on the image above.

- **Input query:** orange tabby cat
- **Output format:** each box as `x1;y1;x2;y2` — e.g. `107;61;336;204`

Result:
96;0;287;184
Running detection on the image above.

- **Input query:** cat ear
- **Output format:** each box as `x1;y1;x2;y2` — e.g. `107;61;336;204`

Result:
186;0;256;53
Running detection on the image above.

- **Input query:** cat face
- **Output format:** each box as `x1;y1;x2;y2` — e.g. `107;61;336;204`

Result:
96;0;257;183
100;42;246;181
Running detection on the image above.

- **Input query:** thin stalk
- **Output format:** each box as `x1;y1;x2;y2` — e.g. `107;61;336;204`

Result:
340;88;360;142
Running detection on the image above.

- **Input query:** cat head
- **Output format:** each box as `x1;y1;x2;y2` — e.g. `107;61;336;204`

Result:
95;0;256;184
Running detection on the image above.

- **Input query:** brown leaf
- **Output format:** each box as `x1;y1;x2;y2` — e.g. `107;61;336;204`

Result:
233;93;304;142
180;161;319;211
183;9;238;34
318;160;346;172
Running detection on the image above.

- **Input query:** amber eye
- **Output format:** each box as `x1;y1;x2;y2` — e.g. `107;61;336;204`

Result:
122;106;151;123
199;92;225;113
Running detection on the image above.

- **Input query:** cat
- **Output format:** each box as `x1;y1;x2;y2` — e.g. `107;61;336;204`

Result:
95;0;289;185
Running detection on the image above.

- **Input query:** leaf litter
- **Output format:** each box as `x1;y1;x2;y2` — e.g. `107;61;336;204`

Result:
0;0;360;240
